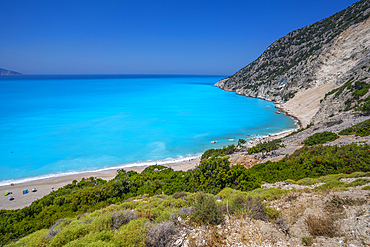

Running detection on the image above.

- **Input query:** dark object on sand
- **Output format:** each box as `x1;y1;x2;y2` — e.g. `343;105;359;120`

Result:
32;188;37;192
4;191;12;196
23;190;28;195
8;196;14;201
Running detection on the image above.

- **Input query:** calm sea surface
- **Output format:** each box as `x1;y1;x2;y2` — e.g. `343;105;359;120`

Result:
0;75;296;185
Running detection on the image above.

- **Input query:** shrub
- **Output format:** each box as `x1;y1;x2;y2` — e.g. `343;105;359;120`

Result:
345;178;370;187
315;180;346;191
201;145;235;160
247;139;284;154
192;192;223;225
172;192;187;199
339;119;370;137
146;221;177;247
6;229;49;247
304;132;339;146
113;218;149;247
230;196;271;222
302;237;314;246
110;210;137;231
304;215;339;237
237;139;247;147
178;207;194;217
230;195;247;214
361;185;370;190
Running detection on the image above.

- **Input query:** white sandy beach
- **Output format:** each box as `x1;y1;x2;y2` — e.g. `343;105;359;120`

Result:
0;157;200;210
0;108;302;212
0;125;301;212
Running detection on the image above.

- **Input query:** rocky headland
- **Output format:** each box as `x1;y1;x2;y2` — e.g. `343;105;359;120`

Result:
215;0;370;128
3;1;370;247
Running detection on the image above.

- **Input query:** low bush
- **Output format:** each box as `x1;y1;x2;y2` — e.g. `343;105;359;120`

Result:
113;218;149;247
304;132;339;146
229;195;277;222
192;192;223;225
247;139;284;154
172;191;187;199
304;215;339;237
178;207;194;217
302;237;314;246
146;221;177;247
110;209;137;231
339;119;370;136
201;145;235;160
324;195;367;220
345;178;370;187
361;185;370;190
315;180;347;191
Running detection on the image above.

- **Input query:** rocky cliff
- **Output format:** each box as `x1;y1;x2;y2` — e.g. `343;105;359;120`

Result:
215;0;370;127
0;68;22;75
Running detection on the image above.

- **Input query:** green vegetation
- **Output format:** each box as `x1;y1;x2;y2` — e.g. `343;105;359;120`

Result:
283;90;297;101
3;187;288;247
237;138;247;147
201;145;235;160
2;142;370;245
247;139;284;154
345;178;370;188
191;192;223;225
303;132;339;146
250;143;370;183
339;119;370;136
322;77;370;113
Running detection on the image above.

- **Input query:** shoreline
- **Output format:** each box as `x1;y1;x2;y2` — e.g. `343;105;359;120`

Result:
0;92;302;211
0;155;202;187
0;157;201;210
274;103;302;129
213;84;304;130
0;126;298;211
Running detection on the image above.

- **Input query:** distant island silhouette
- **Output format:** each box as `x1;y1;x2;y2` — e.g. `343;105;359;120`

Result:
0;68;22;75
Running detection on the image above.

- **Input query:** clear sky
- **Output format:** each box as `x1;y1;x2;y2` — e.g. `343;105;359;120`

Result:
0;0;359;75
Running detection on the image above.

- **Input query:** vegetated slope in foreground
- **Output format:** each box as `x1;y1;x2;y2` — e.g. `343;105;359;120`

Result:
215;0;370;127
4;172;370;247
2;141;370;245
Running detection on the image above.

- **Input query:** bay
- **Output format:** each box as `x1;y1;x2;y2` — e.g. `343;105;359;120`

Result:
0;75;296;185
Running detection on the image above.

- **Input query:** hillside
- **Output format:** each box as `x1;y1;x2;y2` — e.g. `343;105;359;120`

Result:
3;1;370;246
0;68;22;76
2;116;370;246
215;0;370;127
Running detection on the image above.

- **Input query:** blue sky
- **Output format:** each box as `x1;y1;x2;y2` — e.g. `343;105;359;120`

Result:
0;0;359;75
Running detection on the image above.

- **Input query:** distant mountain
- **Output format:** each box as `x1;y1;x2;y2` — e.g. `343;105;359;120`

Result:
0;68;22;75
215;0;370;127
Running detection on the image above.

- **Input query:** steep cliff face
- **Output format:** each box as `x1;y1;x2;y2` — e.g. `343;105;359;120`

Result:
215;0;370;127
280;17;370;126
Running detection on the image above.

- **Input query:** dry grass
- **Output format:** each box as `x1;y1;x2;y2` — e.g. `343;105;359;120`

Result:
304;214;339;237
204;226;227;247
281;193;313;225
324;195;367;220
187;216;267;246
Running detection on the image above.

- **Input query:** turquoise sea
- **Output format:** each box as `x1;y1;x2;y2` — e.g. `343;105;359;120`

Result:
0;75;296;185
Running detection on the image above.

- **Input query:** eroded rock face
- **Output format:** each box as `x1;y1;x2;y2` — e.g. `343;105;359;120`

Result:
215;1;370;126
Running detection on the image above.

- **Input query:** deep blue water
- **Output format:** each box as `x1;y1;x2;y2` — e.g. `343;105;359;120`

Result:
0;75;296;185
